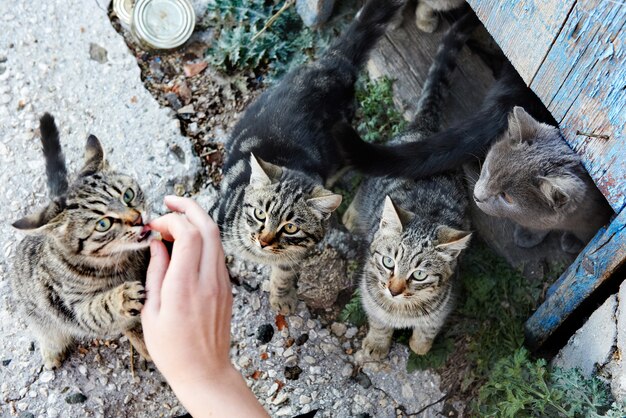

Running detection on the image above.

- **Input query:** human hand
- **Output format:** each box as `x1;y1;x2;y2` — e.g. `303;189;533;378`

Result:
141;196;267;417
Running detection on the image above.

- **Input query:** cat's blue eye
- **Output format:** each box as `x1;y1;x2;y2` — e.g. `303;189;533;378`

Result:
95;217;113;232
411;270;427;281
254;208;267;221
123;188;135;205
382;256;395;269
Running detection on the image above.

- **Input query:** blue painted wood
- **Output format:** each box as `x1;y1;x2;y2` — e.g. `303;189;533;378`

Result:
525;208;626;350
530;0;626;213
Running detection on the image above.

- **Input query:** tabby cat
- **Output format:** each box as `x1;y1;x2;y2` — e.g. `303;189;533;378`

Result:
347;13;476;360
11;114;152;369
473;106;613;253
216;0;405;315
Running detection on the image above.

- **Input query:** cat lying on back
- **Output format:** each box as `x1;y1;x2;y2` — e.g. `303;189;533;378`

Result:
11;114;152;369
346;13;476;360
473;106;613;253
216;0;405;315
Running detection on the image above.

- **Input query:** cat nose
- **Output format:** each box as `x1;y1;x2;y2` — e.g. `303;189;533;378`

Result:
387;278;405;297
473;194;483;203
258;233;274;248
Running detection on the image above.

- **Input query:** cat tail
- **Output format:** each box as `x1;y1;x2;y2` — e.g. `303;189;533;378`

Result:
336;60;555;179
39;113;69;197
326;0;405;68
412;11;479;132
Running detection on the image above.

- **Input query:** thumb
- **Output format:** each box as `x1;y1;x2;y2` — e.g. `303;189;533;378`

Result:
144;239;170;314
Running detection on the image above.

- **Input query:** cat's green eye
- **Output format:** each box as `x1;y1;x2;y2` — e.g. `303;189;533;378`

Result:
254;208;267;221
95;217;113;232
283;223;299;234
382;256;395;269
411;270;427;281
123;188;135;205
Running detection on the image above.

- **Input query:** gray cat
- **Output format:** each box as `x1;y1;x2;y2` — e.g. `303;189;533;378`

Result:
345;13;476;360
473;106;614;253
11;114;152;369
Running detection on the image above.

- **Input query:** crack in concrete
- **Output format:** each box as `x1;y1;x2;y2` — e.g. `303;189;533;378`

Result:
3;364;44;404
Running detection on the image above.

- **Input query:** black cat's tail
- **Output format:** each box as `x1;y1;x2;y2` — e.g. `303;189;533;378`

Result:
39;113;69;197
412;10;479;132
336;59;556;178
327;0;405;68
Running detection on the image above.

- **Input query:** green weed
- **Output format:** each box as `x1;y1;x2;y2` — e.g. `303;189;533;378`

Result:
340;288;368;327
355;76;408;143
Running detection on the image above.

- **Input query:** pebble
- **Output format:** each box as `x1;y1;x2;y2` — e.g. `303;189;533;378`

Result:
272;392;289;405
299;395;311;405
310;366;322;375
284;365;302;380
18;413;34;418
289;316;303;329
295;0;335;27
354;371;372;389
237;355;251;369
296;333;309;346
304;356;316;365
176;104;194;114
307;319;316;329
283;346;294;358
285;355;298;367
331;322;347;337
341;363;354;378
78;365;87;376
39;370;55;383
401;383;414;398
65;392;87;404
89;43;108;64
267;382;279;396
256;324;274;344
275;406;293;416
345;327;358;339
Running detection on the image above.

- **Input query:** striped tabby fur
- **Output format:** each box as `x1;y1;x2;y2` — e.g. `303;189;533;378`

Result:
216;0;405;314
11;114;152;369
347;14;476;360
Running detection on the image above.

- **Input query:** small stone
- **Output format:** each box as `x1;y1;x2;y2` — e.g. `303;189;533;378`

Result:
237;355;251;369
296;333;309;346
39;370;55;383
177;104;194;114
284;365;302;380
345;327;358;339
341;363;353;378
174;183;185;196
78;365;87;376
283;346;294;358
275;406;293;416
307;319;316;329
257;324;275;344
354;371;371;389
310;366;322;374
299;395;311;405
285;355;298;367
18;413;34;418
401;383;414;398
164;92;182;111
267;382;279;396
289;316;303;329
183;61;208;78
304;356;316;365
1;359;11;366
272;392;289;405
89;43;108;64
296;0;335;27
331;322;347;337
65;392;87;404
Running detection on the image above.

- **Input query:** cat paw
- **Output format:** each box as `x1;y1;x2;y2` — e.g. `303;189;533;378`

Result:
41;348;65;370
513;225;549;248
409;334;433;356
560;232;585;254
119;281;146;317
416;16;439;33
361;336;390;361
270;291;298;315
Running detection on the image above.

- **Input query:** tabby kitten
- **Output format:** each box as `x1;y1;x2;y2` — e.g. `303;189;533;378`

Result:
347;13;475;360
216;0;405;315
11;114;152;369
473;106;613;253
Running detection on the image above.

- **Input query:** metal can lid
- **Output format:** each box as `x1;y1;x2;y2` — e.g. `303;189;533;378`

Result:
113;0;134;26
131;0;196;50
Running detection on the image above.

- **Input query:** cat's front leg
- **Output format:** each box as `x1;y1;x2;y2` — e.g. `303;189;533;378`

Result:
269;266;298;315
560;232;585;254
415;1;439;33
75;281;145;334
30;323;74;369
513;224;549;248
361;319;393;360
409;326;436;356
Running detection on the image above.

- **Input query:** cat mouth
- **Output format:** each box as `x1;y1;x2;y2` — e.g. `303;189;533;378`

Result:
138;227;152;242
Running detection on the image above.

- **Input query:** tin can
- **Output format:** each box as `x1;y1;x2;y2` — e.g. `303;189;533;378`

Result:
131;0;196;50
113;0;134;26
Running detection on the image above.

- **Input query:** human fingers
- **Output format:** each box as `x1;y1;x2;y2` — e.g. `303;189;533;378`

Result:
164;196;225;285
144;240;170;314
148;213;203;283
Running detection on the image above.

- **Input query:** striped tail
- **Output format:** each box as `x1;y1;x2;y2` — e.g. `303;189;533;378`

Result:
39;113;69;197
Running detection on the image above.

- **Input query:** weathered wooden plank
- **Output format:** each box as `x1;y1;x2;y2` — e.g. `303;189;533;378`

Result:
467;0;575;84
367;11;495;126
525;208;626;350
531;0;626;212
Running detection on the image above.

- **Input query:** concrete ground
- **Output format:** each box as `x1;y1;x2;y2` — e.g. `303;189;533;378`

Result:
0;1;449;417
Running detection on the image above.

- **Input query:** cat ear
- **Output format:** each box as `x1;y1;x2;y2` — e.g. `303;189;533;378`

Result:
379;196;413;235
79;135;105;177
508;106;541;143
249;153;283;188
12;200;65;233
539;175;584;209
307;186;342;220
435;226;472;259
